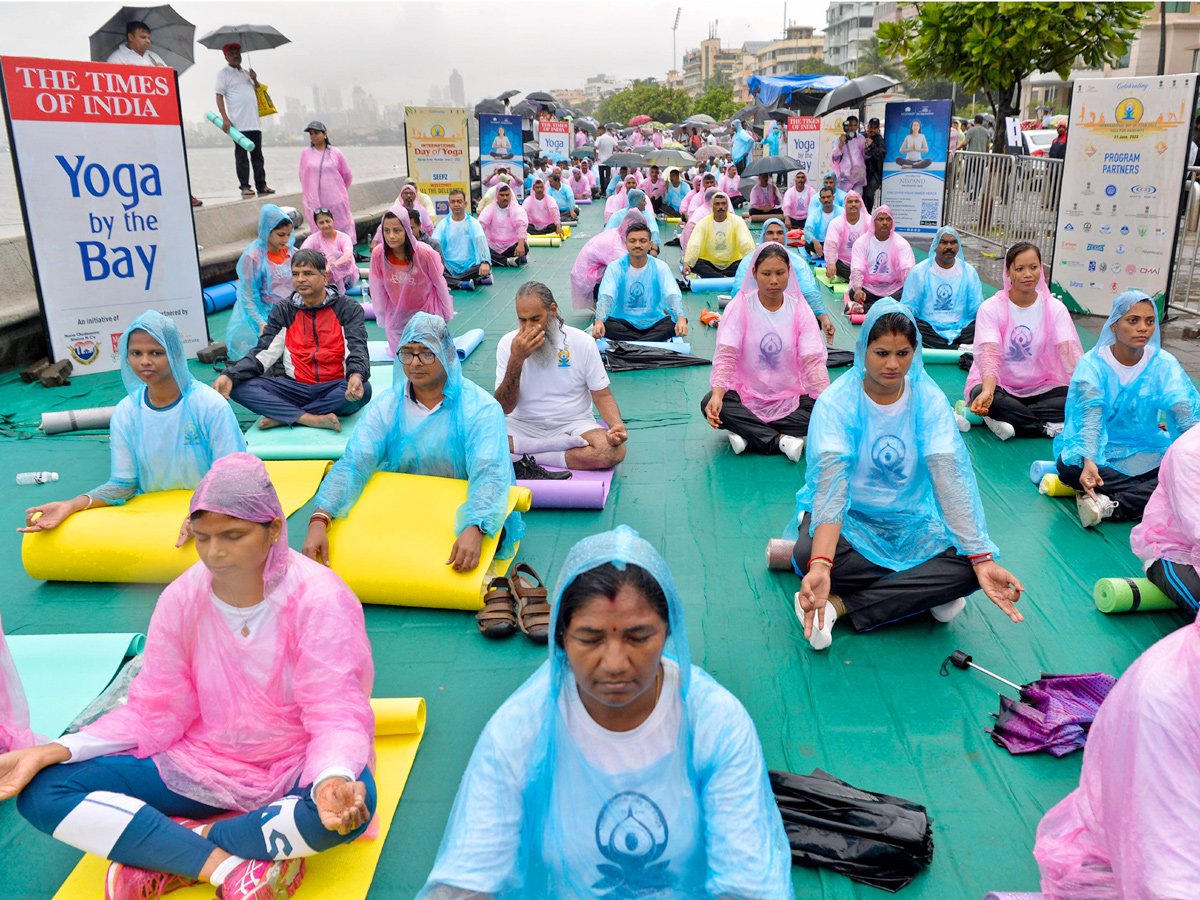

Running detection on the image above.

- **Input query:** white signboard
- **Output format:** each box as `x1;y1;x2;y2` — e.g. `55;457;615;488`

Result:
786;116;820;177
538;119;572;164
1050;74;1196;314
0;56;206;373
817;108;853;181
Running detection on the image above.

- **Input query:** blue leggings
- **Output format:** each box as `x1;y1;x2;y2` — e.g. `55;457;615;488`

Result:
18;755;377;880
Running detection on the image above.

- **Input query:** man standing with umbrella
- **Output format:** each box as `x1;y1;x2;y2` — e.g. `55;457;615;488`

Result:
105;20;165;65
216;43;273;199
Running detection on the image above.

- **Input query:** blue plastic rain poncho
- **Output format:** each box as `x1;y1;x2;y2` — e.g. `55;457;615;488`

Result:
603;197;661;244
816;170;847;205
804;188;844;242
596;254;684;329
1055;290;1200;476
416;525;793;900
313;313;523;557
547;176;577;214
90;311;246;505
763;120;781;156
731;120;756;166
787;300;998;570
901;226;984;343
227;204;295;361
432;213;489;278
733;219;827;318
665;171;689;212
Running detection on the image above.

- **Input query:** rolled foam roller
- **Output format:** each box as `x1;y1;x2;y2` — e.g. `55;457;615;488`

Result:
454;329;485;361
1038;474;1077;497
954;399;984;426
689;277;736;293
766;538;794;571
202;281;237;315
358;266;371;278
1093;577;1178;614
850;313;865;325
718;294;732;309
361;302;375;321
41;406;118;435
527;236;561;247
922;348;967;364
1029;460;1057;484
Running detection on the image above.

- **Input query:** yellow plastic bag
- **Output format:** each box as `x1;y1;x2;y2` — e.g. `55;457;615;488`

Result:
256;82;278;117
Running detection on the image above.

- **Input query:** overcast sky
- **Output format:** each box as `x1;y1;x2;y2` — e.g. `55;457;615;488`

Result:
0;0;830;122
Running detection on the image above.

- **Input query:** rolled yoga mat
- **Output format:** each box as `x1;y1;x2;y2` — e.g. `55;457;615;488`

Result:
576;197;593;205
689;277;736;293
346;284;364;297
955;399;984;426
766;538;794;571
1093;577;1179;614
7;632;145;739
361;302;375;321
205;111;255;151
850;313;865;325
367;330;485;364
41;406;117;435
922;348;967;364
202;281;237;315
326;472;532;609
812;269;850;294
527;235;562;247
1029;459;1057;484
596;337;691;355
245;364;393;460
662;216;681;224
21;459;330;583
517;467;614;509
982;894;1045;900
1038;473;1077;497
718;294;732;309
53;696;428;900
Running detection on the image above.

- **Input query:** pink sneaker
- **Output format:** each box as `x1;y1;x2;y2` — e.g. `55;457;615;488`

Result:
105;862;196;900
216;858;305;900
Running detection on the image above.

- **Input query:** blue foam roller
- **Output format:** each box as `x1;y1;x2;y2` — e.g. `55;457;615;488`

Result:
689;277;736;294
596;337;691;355
345;284;364;297
202;281;237;315
455;328;485;361
1029;460;1057;485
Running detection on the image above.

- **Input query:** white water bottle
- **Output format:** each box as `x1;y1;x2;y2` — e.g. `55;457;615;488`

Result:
16;471;58;485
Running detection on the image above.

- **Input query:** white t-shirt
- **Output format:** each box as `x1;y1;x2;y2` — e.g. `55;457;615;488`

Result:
1099;344;1155;386
851;382;917;509
929;259;961;281
215;65;261;132
595;134;617;163
496;325;609;430
106;43;165;66
1002;297;1046;371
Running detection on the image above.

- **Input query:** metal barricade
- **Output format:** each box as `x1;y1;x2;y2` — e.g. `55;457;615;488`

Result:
1169;167;1200;317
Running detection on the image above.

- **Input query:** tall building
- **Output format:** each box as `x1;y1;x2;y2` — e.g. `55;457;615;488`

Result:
311;83;321;113
321;85;343;112
547;88;588;108
681;27;745;96
449;69;465;107
823;1;877;74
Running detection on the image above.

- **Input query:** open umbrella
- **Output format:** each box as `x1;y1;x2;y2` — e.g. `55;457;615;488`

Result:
604;152;645;168
511;101;540;118
729;102;773;129
604;122;623;131
689;113;717;125
641;148;697;167
90;5;195;72
740;155;802;177
570;145;595;160
474;98;505;116
575;119;597;135
197;23;290;53
813;74;900;117
694;146;728;162
628;114;651;126
496;89;521;101
523;141;541;156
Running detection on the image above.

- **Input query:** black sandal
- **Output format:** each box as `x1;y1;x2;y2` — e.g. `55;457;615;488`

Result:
476;577;517;638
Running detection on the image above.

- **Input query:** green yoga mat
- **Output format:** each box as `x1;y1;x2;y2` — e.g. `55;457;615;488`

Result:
812;267;849;294
7;632;145;739
1094;577;1179;614
245;364;394;460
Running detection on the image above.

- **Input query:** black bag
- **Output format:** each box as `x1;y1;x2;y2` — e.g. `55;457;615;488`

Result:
600;341;711;372
826;349;855;369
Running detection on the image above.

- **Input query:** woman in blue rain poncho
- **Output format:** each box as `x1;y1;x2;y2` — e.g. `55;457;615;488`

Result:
416;525;793;900
730;119;757;173
302;313;523;572
1055;290;1200;528
789;300;1026;651
227;205;296;361
19;311;245;535
900;226;984;350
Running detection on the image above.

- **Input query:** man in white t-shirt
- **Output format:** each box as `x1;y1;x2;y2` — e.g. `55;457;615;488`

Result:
495;282;628;475
215;43;273;199
105;20;166;66
594;126;618;196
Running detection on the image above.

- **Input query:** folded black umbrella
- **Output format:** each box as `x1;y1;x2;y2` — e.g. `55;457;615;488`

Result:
770;769;934;893
601;342;711;372
826;349;854;368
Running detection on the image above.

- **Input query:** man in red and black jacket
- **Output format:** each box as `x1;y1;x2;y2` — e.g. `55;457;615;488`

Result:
214;248;371;431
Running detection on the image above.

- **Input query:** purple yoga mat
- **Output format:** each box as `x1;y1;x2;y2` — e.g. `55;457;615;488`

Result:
361;302;375;321
517;467;614;509
982;894;1044;900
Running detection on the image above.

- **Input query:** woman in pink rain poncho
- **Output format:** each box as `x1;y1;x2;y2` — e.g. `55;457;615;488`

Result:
4;454;376;900
630;128;645;147
569;208;650;310
298;123;354;239
0;616;37;754
718;163;743;208
702;242;829;461
370;204;454;357
678;174;703;221
848;204;915;314
1034;610;1200;899
603;173;637;223
746;173;784;222
300;207;359;293
522;177;562;236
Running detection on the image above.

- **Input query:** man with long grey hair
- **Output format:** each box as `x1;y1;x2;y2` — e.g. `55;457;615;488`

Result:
495;281;628;477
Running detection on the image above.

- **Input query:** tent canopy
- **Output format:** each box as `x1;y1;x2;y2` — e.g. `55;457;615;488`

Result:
747;74;848;107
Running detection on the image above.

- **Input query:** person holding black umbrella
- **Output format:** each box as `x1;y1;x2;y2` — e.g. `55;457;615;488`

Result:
216;43;273;199
105;20;166;66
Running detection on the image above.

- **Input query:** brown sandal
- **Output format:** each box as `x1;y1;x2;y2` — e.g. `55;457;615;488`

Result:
510;563;551;644
476;577;517;638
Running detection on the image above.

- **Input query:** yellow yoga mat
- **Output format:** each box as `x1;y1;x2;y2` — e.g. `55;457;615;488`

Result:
53;697;426;900
527;235;561;247
327;472;532;609
1038;473;1078;498
22;460;330;584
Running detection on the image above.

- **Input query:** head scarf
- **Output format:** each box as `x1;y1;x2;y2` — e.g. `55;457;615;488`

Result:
869;203;895;235
627;188;647;209
748;219;801;296
118;310;194;401
376;203;418;261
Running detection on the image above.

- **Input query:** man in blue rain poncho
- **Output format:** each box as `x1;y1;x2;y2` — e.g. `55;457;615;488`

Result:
593;222;686;342
730;119;757;172
803;187;841;260
603;189;661;252
227;205;296;361
789;301;1026;651
900;227;984;350
433;189;493;291
546;169;579;224
1055;290;1200;528
414;525;793;900
302;313;523;572
19;312;245;536
733;218;836;345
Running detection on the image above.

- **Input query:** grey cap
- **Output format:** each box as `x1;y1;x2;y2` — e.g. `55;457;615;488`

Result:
303;120;327;133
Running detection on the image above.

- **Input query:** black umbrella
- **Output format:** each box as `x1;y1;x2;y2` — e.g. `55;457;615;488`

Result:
813;74;900;117
474;98;505;116
523;141;541;156
90;5;195;73
604;122;623;131
740;155;802;177
497;89;521;101
197;23;289;52
604;152;645;168
525;91;558;105
570;145;595;160
512;101;540;118
575;119;597;135
729;103;773;128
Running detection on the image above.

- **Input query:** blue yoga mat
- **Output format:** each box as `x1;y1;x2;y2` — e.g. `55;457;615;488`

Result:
690;277;736;293
202;281;237;315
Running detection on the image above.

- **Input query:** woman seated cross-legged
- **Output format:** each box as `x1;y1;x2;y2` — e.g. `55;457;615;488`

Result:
2;453;377;900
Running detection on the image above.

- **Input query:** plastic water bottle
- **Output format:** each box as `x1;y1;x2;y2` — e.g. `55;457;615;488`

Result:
16;471;58;485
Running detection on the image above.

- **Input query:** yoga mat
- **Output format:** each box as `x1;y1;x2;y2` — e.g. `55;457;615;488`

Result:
527;236;561;247
922;348;967;364
361;302;375;321
346;284;364;297
1093;577;1178;614
766;538;794;571
662;216;681;224
596;337;691;355
367;330;484;364
52;697;427;900
982;894;1045;900
955;400;985;426
41;406;117;435
21;460;330;584
205;111;254;151
358;266;371;278
1038;474;1077;497
326;472;531;609
576;197;593;205
517;467;613;509
245;365;394;460
7;632;145;739
812;269;850;294
1029;459;1057;484
689;277;735;293
202;281;237;315
850;313;865;325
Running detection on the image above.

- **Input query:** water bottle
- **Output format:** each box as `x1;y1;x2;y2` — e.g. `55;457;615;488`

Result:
16;471;58;485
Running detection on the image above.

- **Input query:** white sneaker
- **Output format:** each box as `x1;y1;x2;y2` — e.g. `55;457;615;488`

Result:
984;417;1016;441
728;433;747;455
930;597;967;623
795;592;837;651
1077;492;1118;528
1043;421;1065;438
954;412;972;433
778;435;805;462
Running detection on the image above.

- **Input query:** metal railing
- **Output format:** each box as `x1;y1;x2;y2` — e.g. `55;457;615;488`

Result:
1169;167;1200;317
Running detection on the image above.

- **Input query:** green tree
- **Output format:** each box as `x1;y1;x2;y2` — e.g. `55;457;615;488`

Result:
691;82;740;122
793;59;843;76
854;36;905;79
596;80;693;126
880;1;1149;153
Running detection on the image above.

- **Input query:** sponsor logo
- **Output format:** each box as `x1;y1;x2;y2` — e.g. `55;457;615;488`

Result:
1085;145;1097;157
1116;245;1125;254
1115;97;1144;123
1111;283;1119;292
1098;262;1107;272
1062;223;1074;231
1138;266;1162;275
1126;264;1137;275
1120;226;1130;235
1100;225;1112;234
1131;184;1156;196
1062;242;1077;250
1089;282;1102;290
1069;280;1084;288
1088;261;1097;271
1105;185;1117;197
68;340;99;365
1083;222;1092;232
1155;140;1168;154
1060;259;1083;267
1137;227;1147;236
1136;247;1163;256
1086;243;1104;251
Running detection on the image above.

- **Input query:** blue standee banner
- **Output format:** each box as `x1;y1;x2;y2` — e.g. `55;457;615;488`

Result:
881;99;952;235
479;113;523;201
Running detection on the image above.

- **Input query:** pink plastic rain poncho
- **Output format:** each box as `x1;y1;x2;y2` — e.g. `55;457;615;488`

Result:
849;205;915;297
399;183;434;237
369;204;454;356
298;144;354;238
584;163;598;190
568;167;590;200
568;208;648;310
1034;613;1200;898
604;177;636;221
718;164;742;199
964;266;1082;400
631;129;645;147
651;129;664;149
749;178;783;211
1131;422;1200;570
686;177;718;218
782;178;814;223
300;227;360;292
522;179;561;230
642;171;667;200
713;243;830;422
831;131;866;194
478;187;529;253
822;191;869;267
0;615;38;753
678;175;703;218
680;189;717;260
81;453;375;812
